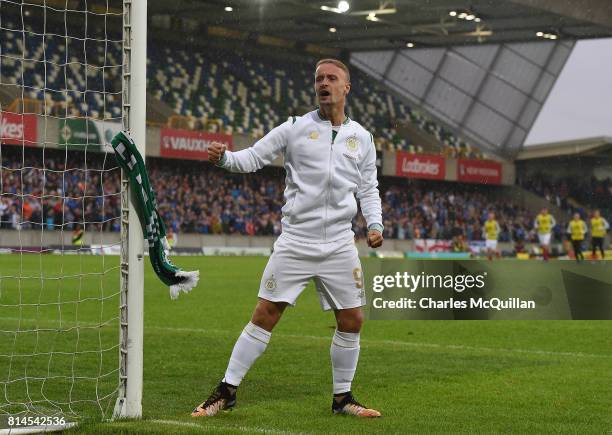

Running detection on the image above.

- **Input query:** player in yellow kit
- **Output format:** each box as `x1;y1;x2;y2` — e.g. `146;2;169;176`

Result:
534;207;556;261
483;212;501;261
567;213;587;262
590;210;609;259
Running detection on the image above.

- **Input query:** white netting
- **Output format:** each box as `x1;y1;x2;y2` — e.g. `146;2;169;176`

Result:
0;0;124;426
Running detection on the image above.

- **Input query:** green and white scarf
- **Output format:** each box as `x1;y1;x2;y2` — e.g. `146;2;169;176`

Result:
111;131;199;299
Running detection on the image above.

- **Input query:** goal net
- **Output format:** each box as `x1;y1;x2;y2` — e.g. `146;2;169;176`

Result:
0;0;137;429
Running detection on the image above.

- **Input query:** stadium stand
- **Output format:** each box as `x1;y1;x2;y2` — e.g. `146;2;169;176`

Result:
0;147;121;232
364;179;537;243
0;20;123;120
1;18;586;245
519;173;612;217
2;147;543;241
147;46;412;147
0;17;480;157
146;45;482;156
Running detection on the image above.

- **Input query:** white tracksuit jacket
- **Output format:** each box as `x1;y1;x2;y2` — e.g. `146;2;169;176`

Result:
218;109;383;242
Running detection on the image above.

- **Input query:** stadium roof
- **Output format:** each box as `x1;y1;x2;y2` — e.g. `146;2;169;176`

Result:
147;0;612;159
351;39;575;159
516;136;612;160
148;0;612;52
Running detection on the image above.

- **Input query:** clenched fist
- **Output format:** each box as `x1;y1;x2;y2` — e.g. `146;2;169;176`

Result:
208;142;227;164
367;230;384;249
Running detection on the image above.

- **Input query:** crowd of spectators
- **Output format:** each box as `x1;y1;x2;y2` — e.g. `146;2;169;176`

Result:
519;173;612;216
0;148;286;237
352;180;538;242
0;148;121;233
1;147;589;243
518;173;612;245
149;159;284;236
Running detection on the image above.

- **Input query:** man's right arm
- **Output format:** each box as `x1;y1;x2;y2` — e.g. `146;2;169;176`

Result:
209;119;291;173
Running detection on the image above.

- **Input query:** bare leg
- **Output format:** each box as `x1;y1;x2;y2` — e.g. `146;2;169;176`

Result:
334;307;364;333
251;298;288;332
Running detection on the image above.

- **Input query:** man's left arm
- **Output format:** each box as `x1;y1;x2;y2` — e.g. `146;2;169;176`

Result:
357;135;383;248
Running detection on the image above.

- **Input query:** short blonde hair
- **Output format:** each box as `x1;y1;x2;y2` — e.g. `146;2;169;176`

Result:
315;58;350;82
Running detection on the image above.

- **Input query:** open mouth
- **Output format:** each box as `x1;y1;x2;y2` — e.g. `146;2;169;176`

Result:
319;90;330;97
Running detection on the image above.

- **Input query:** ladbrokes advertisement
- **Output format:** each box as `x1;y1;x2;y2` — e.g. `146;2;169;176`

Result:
395;152;445;180
0;111;37;146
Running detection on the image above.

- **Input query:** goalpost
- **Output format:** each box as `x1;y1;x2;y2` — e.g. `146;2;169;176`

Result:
114;0;145;420
0;0;145;431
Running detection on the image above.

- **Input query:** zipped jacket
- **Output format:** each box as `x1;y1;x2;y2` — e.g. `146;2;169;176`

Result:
218;110;383;242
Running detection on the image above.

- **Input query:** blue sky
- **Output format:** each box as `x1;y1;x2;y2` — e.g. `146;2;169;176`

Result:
525;38;612;145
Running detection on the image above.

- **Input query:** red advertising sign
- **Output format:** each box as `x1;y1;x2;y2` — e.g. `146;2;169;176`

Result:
395;152;445;180
457;159;502;185
0;111;37;146
160;128;232;161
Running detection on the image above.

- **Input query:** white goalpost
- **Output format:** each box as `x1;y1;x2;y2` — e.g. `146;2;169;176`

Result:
0;0;145;431
113;0;145;420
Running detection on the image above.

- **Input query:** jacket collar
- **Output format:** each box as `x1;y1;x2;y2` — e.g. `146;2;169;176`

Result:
314;109;350;125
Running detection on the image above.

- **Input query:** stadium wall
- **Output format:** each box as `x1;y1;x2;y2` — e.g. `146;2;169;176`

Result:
0;229;525;257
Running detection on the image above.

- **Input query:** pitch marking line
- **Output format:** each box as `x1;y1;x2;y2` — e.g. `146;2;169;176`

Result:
153;326;612;360
3;317;612;360
149;419;303;434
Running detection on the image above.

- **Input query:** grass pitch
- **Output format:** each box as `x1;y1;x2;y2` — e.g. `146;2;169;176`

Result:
0;254;611;434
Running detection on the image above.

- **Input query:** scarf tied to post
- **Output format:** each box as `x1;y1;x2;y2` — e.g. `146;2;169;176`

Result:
111;131;199;299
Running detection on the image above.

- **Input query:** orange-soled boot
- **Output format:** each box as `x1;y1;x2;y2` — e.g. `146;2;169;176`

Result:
191;381;237;417
332;392;381;418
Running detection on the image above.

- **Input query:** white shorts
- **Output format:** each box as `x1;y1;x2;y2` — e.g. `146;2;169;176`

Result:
485;240;498;250
258;234;365;311
538;233;551;246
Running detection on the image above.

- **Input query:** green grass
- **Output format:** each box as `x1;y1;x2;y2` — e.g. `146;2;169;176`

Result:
1;254;611;434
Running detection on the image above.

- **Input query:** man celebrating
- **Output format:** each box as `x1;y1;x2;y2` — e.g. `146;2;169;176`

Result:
567;213;587;262
590;209;609;259
482;211;500;261
191;59;383;418
534;207;556;261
